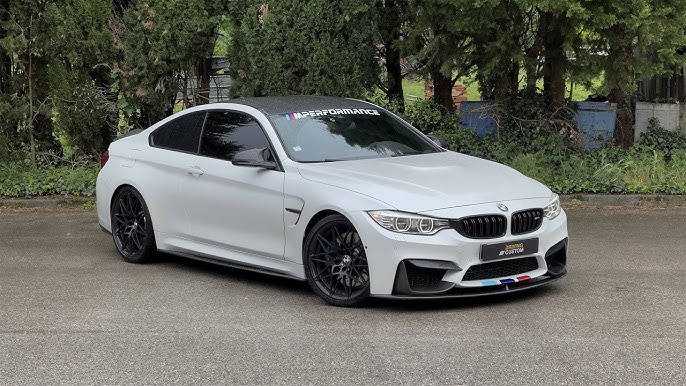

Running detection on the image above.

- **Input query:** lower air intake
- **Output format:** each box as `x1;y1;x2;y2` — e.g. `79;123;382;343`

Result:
405;264;445;290
462;256;539;281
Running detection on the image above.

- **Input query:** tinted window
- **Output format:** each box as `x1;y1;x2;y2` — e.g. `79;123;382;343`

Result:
150;112;206;153
200;111;270;161
269;109;439;162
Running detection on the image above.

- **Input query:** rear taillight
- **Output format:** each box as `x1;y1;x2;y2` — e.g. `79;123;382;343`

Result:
100;150;109;167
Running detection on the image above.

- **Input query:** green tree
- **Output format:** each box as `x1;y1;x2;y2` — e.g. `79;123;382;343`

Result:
403;0;469;113
403;0;563;111
115;0;226;129
228;0;379;98
44;0;116;157
0;0;54;168
376;0;409;111
578;0;686;147
1;0;118;161
468;0;529;101
535;2;580;108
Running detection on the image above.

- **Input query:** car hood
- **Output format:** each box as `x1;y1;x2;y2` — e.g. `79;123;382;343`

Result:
296;151;551;213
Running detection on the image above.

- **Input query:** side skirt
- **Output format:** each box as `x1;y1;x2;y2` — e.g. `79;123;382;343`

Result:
166;250;306;281
100;225;112;235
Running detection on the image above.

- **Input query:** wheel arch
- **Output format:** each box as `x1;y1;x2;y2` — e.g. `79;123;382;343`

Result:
110;184;134;212
109;184;156;233
109;183;158;262
300;209;371;306
302;209;344;252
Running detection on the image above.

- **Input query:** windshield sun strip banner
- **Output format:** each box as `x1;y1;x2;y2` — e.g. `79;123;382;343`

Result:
284;108;380;120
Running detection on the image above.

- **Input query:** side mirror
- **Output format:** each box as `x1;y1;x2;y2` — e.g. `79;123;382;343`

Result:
427;134;447;148
232;148;277;170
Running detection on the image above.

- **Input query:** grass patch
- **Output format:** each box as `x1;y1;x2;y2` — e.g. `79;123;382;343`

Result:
402;73;604;104
402;79;424;101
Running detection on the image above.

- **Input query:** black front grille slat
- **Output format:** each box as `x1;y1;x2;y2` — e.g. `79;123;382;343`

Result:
511;209;543;235
527;211;534;231
462;256;539;281
452;215;507;239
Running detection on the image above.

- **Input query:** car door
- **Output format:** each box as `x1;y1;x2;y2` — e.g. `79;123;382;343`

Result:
181;109;286;260
143;111;207;238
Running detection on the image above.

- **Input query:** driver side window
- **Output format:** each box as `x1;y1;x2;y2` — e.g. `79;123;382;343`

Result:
200;111;270;161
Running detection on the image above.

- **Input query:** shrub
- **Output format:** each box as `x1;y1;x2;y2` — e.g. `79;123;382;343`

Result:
51;81;113;159
425;117;686;195
0;161;99;197
636;118;686;160
399;101;460;134
0;133;12;162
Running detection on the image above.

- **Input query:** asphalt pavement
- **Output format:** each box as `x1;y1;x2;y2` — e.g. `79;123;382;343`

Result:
0;206;684;385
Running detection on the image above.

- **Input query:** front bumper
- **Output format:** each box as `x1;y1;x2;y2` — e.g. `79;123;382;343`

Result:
348;198;569;298
387;238;567;298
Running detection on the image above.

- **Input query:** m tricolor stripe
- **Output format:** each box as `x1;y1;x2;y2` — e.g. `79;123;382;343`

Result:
480;275;532;287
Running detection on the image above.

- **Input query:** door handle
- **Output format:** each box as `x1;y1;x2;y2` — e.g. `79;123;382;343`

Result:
186;166;204;176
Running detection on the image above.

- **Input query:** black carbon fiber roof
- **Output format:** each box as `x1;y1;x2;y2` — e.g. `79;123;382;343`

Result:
229;95;376;115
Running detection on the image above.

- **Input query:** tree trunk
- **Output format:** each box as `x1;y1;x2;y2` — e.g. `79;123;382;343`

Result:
431;70;455;113
198;57;212;104
493;60;519;101
381;0;404;111
27;15;37;170
607;28;635;148
524;10;545;93
542;11;567;107
113;0;133;17
385;45;404;110
0;0;8;94
0;52;10;94
478;57;519;102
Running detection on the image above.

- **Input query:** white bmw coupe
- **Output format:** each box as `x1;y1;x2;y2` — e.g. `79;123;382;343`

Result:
97;95;568;306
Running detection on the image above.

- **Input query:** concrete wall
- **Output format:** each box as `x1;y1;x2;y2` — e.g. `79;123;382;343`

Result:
634;102;680;139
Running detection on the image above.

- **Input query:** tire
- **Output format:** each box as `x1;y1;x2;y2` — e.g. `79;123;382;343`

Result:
303;214;370;307
110;186;156;263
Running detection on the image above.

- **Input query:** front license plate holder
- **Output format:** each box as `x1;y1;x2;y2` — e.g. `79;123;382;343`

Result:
480;238;539;262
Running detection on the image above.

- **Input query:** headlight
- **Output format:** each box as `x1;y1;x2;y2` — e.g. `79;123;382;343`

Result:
543;193;561;220
367;211;450;235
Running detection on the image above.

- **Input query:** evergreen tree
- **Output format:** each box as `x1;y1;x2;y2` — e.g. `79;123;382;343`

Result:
116;0;227;128
229;0;379;98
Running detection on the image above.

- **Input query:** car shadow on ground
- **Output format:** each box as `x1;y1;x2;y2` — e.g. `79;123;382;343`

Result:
368;285;563;312
154;252;312;294
149;251;564;311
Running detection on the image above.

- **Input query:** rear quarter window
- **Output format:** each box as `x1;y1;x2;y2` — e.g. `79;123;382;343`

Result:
150;112;207;153
200;111;270;161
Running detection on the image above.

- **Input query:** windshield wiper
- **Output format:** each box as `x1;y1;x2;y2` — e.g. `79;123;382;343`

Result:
390;150;424;157
299;158;343;163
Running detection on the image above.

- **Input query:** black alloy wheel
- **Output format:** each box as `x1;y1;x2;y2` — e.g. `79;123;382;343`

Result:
111;186;155;263
304;214;370;307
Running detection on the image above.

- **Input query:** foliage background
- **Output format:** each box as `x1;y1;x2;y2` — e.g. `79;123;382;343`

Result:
228;0;378;98
1;0;686;197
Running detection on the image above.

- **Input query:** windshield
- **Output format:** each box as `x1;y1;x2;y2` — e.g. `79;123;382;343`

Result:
270;108;441;162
